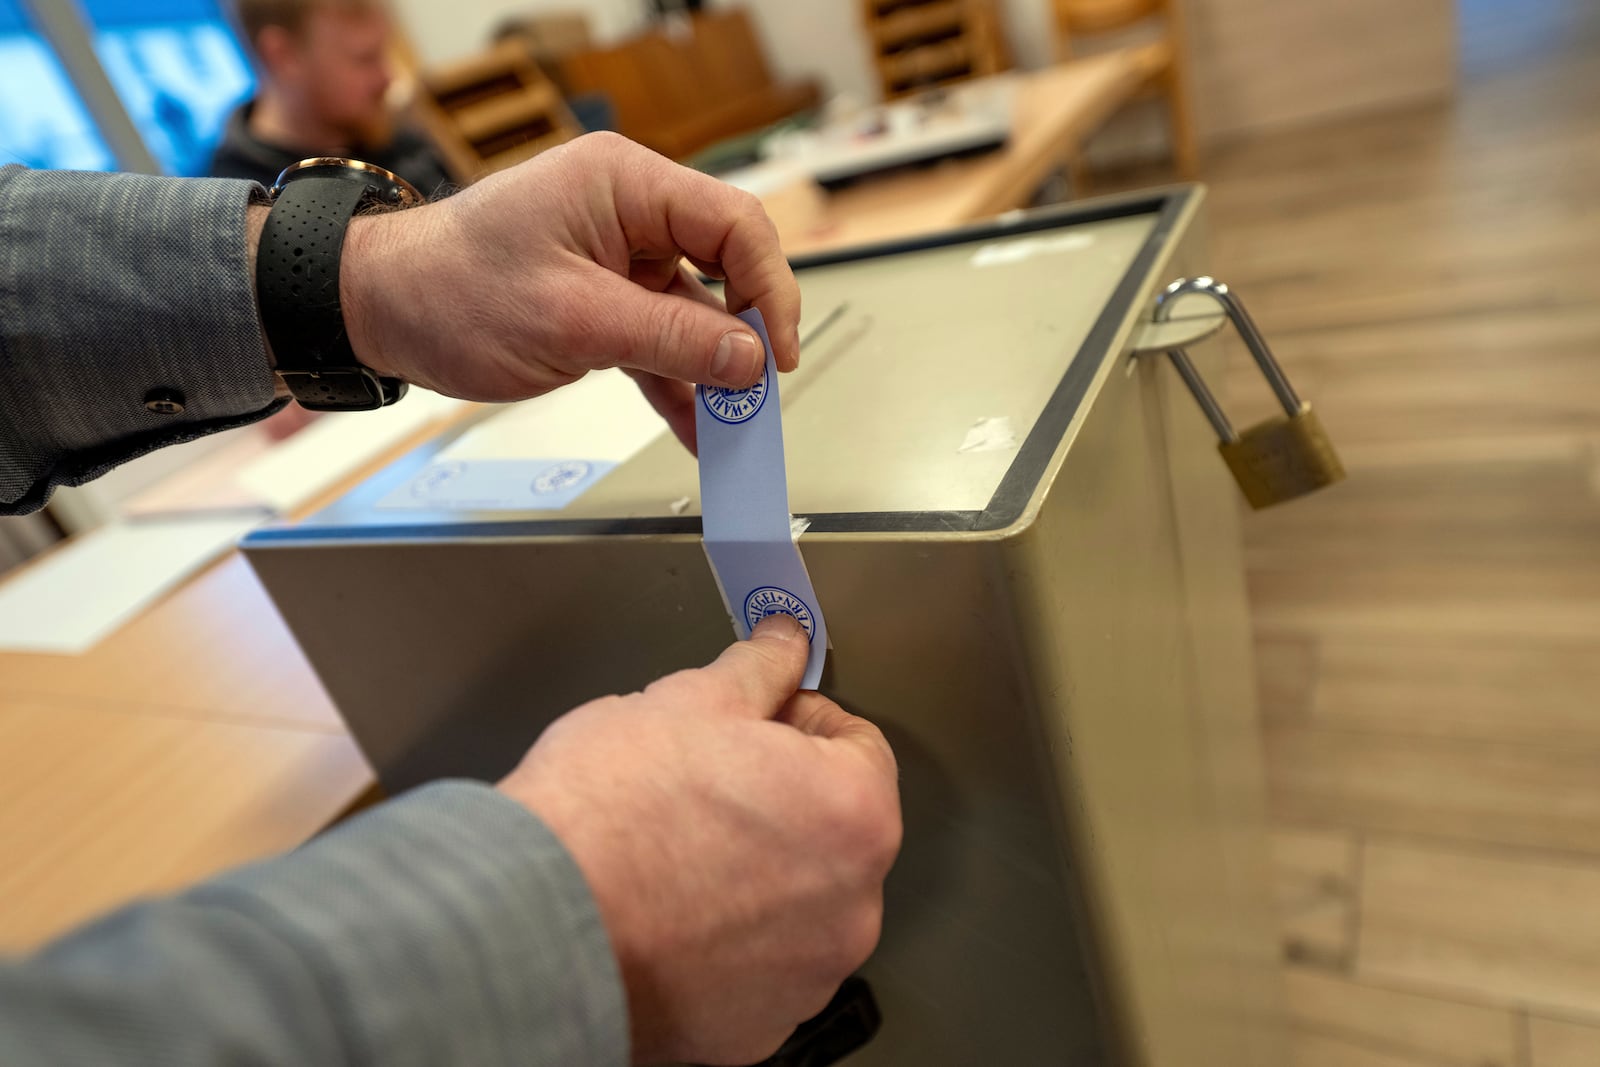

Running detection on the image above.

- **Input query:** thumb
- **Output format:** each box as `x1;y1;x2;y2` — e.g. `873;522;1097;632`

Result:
703;613;810;718
588;270;765;389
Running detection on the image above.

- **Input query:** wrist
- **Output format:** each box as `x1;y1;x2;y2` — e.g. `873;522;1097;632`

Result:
255;159;420;410
245;204;291;398
338;213;398;379
498;770;658;1058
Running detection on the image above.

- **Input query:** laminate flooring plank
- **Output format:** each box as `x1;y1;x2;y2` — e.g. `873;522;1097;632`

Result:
1284;967;1517;1067
1267;727;1600;856
1529;1015;1600;1067
1272;827;1358;966
1359;841;1600;1018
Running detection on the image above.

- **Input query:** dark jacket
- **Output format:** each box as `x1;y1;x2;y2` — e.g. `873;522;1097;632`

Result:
208;101;454;197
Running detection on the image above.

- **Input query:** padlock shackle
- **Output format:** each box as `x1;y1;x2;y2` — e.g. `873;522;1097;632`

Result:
1164;347;1238;442
1153;277;1303;416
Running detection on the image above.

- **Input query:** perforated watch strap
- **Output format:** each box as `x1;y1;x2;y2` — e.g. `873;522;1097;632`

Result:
256;176;407;411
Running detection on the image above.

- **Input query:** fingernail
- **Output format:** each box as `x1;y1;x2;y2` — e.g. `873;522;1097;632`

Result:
753;612;802;640
712;330;761;387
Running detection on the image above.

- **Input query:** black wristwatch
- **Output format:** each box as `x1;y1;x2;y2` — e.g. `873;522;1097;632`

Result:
256;157;422;411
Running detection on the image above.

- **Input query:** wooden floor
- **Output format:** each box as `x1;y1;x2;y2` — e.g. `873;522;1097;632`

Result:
1195;0;1600;1063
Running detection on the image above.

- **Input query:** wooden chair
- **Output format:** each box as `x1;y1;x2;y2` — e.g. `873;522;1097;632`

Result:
862;0;1010;101
406;39;583;183
1053;0;1198;177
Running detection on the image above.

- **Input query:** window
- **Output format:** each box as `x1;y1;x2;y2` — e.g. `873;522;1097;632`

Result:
0;0;116;169
79;0;255;175
0;0;253;175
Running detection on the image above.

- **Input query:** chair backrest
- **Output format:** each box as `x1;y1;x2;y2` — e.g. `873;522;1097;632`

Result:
410;40;582;182
1050;0;1197;178
493;12;594;95
862;0;1010;100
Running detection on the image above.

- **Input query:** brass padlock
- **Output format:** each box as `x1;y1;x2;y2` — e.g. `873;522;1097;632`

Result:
1152;277;1345;509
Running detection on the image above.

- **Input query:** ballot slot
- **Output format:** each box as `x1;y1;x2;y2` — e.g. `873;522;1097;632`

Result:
252;194;1165;539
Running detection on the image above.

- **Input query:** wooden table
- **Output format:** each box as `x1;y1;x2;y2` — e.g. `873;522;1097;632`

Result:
765;49;1157;257
0;50;1155;954
0;408;476;952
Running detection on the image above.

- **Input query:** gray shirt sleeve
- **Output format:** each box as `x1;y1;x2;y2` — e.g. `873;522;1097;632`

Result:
0;170;630;1060
0;780;630;1066
0;165;288;515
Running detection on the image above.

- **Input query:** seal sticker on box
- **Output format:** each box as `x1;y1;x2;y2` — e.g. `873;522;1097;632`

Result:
375;457;617;511
701;367;769;424
744;586;816;641
696;309;828;688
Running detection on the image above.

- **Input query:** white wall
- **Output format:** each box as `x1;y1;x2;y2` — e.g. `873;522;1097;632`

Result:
392;0;1454;152
997;0;1056;71
392;0;649;66
722;0;1058;105
1185;0;1455;142
730;0;1454;149
720;0;1167;165
720;0;1178;110
708;0;878;103
390;0;1044;103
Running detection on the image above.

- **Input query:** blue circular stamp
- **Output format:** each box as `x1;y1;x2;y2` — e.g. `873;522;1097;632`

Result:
700;364;770;425
743;586;815;642
411;461;464;498
532;460;592;494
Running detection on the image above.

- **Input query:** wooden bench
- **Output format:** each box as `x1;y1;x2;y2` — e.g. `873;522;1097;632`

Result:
557;9;821;161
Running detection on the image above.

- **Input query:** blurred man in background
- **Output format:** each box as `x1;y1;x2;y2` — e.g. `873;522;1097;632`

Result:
211;0;452;194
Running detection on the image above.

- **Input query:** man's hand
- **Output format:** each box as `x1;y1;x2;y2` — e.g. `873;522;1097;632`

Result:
338;132;802;451
497;615;902;1066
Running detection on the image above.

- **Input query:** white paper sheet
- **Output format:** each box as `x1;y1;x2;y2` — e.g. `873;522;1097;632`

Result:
234;387;468;512
372;370;668;512
438;369;664;463
0;515;262;654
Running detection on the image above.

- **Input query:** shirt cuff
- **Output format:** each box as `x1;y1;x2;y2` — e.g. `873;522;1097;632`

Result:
198;780;629;1067
0;167;283;513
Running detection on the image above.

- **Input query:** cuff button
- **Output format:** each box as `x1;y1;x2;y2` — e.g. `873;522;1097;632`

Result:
144;387;186;415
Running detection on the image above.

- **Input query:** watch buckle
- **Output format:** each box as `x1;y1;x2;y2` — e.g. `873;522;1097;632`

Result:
280;368;405;412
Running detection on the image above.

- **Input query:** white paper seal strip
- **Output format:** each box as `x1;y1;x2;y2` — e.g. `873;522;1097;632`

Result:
696;309;828;689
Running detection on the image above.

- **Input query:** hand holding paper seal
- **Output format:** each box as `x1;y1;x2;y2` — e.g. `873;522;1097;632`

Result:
501;615;897;1064
337;132;802;451
696;309;830;689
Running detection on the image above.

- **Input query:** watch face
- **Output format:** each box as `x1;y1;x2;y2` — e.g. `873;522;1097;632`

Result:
272;157;423;207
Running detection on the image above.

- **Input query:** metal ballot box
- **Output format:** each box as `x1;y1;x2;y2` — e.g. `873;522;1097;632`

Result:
243;188;1286;1066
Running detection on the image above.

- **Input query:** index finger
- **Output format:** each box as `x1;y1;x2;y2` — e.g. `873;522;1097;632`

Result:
607;143;802;372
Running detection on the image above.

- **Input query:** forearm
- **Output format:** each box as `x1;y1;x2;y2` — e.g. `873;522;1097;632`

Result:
0;167;287;514
0;781;628;1067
